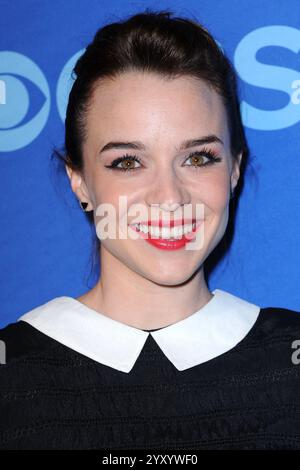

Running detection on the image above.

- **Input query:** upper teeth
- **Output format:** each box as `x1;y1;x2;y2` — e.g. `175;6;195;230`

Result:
131;222;196;239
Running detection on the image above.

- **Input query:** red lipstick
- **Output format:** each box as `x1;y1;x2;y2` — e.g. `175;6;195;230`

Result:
129;219;203;250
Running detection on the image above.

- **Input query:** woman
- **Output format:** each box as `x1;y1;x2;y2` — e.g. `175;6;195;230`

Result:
1;9;300;450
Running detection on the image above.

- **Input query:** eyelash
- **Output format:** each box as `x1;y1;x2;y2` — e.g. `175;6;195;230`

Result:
104;147;222;172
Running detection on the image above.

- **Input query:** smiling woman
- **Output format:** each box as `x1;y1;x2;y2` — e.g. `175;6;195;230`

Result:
1;8;300;451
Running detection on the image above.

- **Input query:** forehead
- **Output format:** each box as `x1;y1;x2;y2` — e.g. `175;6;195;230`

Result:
86;71;229;149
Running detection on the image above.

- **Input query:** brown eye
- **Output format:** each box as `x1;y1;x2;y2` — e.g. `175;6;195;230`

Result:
184;149;221;169
104;154;142;172
120;158;137;170
190;155;205;166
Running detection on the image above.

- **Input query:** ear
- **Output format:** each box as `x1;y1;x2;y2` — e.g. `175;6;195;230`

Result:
231;152;242;191
65;164;93;210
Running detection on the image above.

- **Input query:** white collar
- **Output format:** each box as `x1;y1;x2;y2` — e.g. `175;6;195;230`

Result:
18;289;261;373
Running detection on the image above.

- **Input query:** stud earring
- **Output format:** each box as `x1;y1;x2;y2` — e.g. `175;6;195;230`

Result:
79;201;89;211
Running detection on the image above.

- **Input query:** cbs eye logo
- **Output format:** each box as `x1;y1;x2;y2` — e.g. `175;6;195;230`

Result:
0;49;83;152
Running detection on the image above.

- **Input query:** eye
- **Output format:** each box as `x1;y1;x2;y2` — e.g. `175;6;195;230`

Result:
104;154;142;172
183;149;221;169
104;148;222;173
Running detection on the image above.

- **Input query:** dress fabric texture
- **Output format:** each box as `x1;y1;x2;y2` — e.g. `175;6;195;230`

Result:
1;289;300;450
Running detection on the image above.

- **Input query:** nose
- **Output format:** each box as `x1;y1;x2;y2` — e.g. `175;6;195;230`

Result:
145;168;190;212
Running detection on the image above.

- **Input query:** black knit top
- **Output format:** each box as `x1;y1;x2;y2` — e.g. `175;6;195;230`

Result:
1;297;300;449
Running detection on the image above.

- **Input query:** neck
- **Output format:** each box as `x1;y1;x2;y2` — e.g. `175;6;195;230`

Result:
76;246;213;330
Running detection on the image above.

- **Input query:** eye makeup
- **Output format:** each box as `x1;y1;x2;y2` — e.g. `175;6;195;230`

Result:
104;146;222;172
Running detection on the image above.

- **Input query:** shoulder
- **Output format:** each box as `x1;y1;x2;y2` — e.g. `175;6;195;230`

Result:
0;319;65;428
0;317;84;449
238;305;300;369
255;305;300;339
0;296;91;380
0;320;58;364
0;296;77;366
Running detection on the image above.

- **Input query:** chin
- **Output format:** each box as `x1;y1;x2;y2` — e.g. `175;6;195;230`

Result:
145;268;199;287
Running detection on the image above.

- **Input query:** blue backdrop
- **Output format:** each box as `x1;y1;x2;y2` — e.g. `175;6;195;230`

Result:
1;0;300;327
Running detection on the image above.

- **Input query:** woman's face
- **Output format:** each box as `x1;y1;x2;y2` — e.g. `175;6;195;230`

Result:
67;71;241;285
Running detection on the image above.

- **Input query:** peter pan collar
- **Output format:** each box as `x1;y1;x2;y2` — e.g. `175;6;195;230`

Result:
18;289;261;373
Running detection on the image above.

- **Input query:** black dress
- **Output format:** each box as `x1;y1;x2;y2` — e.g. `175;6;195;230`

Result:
1;288;300;450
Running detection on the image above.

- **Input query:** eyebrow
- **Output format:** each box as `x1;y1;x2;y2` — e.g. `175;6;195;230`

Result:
98;134;224;154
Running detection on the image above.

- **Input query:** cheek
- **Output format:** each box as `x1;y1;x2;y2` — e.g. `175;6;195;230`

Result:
92;177;123;206
192;171;230;212
93;180;139;236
